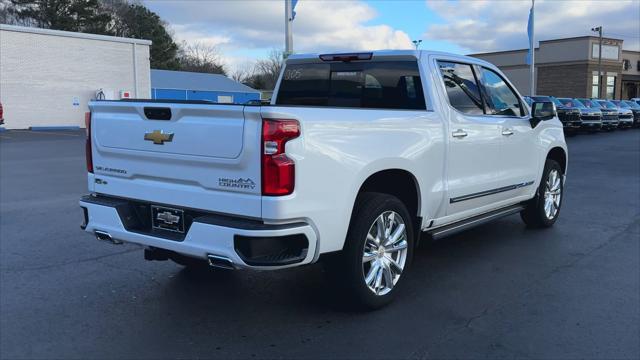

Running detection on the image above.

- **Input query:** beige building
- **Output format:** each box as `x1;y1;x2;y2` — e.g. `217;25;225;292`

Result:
471;36;640;100
0;25;151;129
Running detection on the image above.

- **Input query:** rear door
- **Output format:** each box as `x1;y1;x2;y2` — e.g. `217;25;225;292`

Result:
434;60;505;216
89;101;263;218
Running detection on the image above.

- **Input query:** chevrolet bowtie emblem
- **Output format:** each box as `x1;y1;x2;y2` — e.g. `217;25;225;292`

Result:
157;211;180;225
144;130;174;145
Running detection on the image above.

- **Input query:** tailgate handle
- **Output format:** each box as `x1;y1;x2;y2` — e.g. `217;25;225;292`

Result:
144;107;172;121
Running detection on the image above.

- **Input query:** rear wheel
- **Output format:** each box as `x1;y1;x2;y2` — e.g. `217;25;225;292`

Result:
326;192;414;310
521;159;563;228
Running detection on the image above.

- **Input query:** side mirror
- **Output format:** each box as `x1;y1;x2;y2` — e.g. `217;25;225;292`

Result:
530;101;556;128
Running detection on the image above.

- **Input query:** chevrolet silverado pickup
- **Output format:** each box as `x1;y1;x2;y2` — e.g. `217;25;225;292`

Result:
80;50;568;309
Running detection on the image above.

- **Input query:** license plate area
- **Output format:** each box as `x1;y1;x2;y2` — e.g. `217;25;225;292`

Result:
151;205;185;233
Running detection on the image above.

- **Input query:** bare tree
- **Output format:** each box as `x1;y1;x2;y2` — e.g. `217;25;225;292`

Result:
252;49;284;90
230;61;256;84
178;41;226;75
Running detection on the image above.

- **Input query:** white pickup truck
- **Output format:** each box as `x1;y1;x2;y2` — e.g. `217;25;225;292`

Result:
80;50;567;309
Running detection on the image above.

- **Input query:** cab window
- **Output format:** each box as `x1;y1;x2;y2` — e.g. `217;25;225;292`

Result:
437;61;484;115
477;67;524;117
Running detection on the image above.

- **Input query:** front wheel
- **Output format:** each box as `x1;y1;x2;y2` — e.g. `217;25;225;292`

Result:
521;159;564;228
325;192;414;310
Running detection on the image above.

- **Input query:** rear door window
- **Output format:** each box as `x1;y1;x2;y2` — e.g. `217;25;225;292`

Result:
276;61;425;110
436;61;484;115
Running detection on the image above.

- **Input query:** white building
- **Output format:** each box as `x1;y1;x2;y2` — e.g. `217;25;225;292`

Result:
0;24;151;129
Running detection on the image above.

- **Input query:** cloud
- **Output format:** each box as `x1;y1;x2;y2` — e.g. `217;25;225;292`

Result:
423;0;640;53
146;0;413;54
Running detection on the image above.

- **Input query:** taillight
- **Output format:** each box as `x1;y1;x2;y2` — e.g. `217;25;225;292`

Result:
85;112;93;173
261;119;300;196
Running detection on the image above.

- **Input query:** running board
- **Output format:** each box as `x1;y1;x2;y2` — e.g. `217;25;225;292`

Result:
426;204;525;240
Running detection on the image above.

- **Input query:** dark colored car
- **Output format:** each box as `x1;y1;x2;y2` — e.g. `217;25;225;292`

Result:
559;98;602;132
622;100;640;127
610;100;635;128
530;96;581;133
578;99;618;130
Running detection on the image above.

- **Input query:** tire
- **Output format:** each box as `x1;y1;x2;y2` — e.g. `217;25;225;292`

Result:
521;159;564;228
325;192;414;310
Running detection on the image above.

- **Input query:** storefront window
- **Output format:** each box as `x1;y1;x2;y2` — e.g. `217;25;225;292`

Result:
592;75;600;98
606;76;616;99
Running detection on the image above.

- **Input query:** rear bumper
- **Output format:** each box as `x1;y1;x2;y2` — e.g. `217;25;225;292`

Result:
79;194;319;270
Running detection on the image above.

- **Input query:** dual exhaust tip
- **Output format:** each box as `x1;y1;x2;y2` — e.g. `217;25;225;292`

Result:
95;230;123;245
95;231;235;269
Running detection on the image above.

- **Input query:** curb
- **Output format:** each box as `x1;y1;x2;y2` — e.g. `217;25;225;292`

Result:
29;126;81;131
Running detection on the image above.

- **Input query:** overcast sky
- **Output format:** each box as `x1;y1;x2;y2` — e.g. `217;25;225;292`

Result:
143;0;640;73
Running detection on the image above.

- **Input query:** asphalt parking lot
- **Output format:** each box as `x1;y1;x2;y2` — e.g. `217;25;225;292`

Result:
1;129;639;359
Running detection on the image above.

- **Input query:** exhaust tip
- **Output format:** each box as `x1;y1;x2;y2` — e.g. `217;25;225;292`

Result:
95;230;123;245
207;254;235;270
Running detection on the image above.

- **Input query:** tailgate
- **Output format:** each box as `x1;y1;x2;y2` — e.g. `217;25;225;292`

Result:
88;101;263;218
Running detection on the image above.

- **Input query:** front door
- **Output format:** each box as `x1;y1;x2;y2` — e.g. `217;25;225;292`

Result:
475;66;538;201
435;60;506;217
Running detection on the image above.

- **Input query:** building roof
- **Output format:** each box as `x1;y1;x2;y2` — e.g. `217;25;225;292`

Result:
0;24;151;45
151;69;259;93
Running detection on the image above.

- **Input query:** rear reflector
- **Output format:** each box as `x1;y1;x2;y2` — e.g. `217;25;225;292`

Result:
319;52;373;62
85;112;93;173
261;119;300;196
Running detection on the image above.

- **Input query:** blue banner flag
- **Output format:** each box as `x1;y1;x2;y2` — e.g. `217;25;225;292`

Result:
292;0;299;20
525;4;534;64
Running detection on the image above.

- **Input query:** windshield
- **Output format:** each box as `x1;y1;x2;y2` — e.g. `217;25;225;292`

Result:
549;97;564;107
624;100;640;109
597;100;617;109
612;100;630;108
523;96;533;106
531;96;551;102
577;99;595;108
559;98;586;108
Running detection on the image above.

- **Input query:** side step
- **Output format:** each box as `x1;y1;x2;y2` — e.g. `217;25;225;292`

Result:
426;204;525;240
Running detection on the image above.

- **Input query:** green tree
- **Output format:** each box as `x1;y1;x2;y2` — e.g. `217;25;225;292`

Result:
105;1;180;70
8;0;111;34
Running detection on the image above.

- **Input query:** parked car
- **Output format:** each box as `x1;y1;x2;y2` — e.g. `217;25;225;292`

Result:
622;100;640;127
558;98;602;132
630;98;640;106
0;102;4;126
578;99;618;130
80;50;567;309
610;100;635;129
529;96;581;133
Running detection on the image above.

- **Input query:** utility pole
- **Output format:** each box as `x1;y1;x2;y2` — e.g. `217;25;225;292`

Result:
412;40;422;50
285;0;293;58
591;26;603;98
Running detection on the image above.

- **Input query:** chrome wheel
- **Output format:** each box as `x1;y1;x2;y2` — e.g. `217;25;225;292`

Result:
543;169;562;220
362;211;408;296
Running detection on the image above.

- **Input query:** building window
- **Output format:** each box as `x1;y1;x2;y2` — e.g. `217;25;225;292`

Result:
592;75;600;98
606;76;616;99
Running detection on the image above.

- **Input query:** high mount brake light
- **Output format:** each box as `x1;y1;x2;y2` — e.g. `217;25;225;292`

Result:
319;52;373;62
261;119;300;196
85;112;93;173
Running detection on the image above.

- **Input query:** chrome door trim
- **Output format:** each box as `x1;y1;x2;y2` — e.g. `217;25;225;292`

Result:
450;181;534;203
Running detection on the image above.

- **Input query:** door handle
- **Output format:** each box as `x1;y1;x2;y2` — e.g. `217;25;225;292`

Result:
452;129;468;138
502;128;514;136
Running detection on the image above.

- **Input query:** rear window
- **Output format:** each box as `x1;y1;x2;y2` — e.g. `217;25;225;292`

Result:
276;61;426;110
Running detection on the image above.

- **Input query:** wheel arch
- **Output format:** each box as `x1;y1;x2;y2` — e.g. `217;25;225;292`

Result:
347;168;423;246
547;147;567;174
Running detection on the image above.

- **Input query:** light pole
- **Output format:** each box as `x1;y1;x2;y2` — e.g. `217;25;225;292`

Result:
591;26;603;98
412;40;422;50
285;0;293;58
